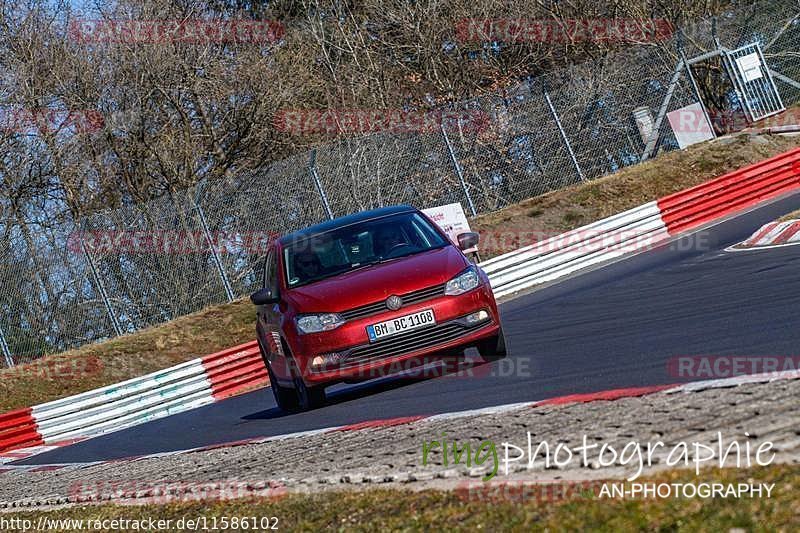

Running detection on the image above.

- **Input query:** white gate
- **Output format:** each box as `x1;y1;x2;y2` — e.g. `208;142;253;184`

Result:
724;43;785;122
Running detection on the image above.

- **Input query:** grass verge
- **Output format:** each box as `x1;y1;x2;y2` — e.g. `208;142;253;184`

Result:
778;208;800;222
2;132;800;412
2;464;798;531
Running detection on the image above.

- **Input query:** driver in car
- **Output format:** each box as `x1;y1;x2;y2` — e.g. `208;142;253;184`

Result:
375;225;407;257
293;250;323;282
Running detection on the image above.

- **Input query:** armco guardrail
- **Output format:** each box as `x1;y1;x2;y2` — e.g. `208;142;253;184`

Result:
0;341;265;453
482;147;800;298
0;408;42;453
480;201;669;298
2;147;800;455
657;147;800;234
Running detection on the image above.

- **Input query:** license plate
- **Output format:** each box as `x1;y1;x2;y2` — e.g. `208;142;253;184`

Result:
367;309;436;342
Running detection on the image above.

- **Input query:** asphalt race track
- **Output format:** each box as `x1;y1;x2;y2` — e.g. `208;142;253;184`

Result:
17;193;800;465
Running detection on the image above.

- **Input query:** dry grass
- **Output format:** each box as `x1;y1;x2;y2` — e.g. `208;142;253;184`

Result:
778;208;800;222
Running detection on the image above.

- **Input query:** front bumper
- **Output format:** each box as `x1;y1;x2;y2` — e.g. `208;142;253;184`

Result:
290;284;500;385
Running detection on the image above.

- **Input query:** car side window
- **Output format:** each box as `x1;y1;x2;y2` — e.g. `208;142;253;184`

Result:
264;250;278;293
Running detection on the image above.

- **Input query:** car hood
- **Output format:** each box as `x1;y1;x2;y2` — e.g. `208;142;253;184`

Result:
285;246;469;313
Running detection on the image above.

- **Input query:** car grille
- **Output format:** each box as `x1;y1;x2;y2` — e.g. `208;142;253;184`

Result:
334;318;488;370
340;283;446;321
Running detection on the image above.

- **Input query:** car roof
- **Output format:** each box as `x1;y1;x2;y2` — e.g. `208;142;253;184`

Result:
278;205;417;246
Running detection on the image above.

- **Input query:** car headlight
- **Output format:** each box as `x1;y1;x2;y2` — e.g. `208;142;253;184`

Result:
296;313;346;334
445;265;481;296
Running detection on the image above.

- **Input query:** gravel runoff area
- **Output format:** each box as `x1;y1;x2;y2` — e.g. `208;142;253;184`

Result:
0;373;798;509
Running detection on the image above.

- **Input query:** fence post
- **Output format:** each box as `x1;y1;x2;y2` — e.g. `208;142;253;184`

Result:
542;81;585;182
678;33;716;141
440;120;478;216
80;236;124;336
193;200;235;303
0;322;13;367
641;59;685;161
308;149;335;220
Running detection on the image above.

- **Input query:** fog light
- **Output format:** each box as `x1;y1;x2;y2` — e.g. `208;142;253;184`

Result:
465;310;490;324
312;352;348;369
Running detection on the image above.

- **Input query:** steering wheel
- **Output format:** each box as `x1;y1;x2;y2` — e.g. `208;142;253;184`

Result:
383;242;411;258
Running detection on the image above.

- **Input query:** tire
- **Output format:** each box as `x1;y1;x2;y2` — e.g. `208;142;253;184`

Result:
293;373;326;411
477;327;508;362
266;358;300;412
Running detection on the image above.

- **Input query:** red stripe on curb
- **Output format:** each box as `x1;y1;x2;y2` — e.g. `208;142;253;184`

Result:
744;221;778;245
773;221;800;244
534;385;676;407
336;415;428;432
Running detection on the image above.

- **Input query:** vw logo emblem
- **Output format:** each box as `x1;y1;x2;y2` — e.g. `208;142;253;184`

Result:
386;295;403;311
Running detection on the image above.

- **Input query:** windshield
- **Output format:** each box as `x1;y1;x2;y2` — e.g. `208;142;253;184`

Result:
283;212;449;288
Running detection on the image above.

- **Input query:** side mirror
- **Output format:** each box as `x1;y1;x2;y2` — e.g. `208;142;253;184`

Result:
250;287;279;306
457;231;479;251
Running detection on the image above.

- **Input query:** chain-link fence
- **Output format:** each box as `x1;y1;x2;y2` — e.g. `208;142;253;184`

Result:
1;0;799;366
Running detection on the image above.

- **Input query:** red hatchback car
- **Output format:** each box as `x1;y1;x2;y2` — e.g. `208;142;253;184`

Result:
251;205;506;411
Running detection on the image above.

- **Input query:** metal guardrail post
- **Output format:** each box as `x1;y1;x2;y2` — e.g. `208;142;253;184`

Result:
0;322;13;367
309;149;335;220
542;82;585;182
80;237;125;336
194;201;235;303
440;120;478;217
